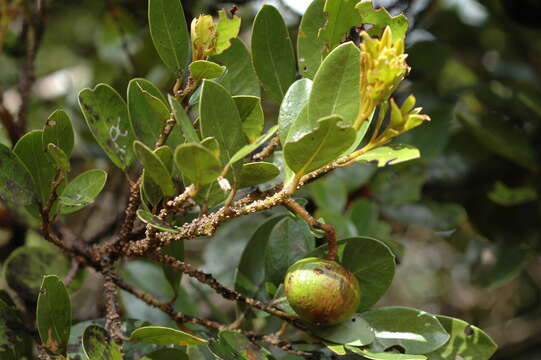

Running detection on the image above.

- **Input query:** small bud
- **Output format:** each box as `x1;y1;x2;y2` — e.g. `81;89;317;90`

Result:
217;176;231;191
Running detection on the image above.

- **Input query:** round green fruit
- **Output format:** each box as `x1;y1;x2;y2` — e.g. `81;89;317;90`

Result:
284;257;361;326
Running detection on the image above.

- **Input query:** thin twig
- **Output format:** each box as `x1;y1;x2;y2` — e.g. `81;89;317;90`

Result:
103;268;127;343
284;197;337;261
252;135;280;161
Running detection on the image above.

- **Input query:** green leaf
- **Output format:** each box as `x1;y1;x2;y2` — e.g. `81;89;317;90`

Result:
209;38;260;97
214;9;241;55
3;246;82;302
265;216;315;285
228;125;278;165
141;170;164;208
208;331;265;360
199;80;246;175
318;0;361;52
311;313;375;346
355;0;409;41
78;84;135;170
148;0;190;73
284;115;356;176
235;216;286;308
233;96;264;143
43;109;74;156
457;112;538;172
82;325;122;360
201;137;221;157
348;347;427;360
59;169;107;214
175;143;222;186
251;5;296;103
426;316;497;360
359;144;421;167
137;209;180;233
238;162;280;189
189;60;226;80
128;78;182;148
13;130;55;204
130;326;207;345
0;143;35;206
297;0;326;78
141;348;188;360
0;296;33;359
488;181;537;206
360;307;450;354
134;141;175;196
47;144;70;174
161;240;184;296
36;275;71;355
308;42;360;128
169;94;199;143
342;237;396;310
279;78;313;144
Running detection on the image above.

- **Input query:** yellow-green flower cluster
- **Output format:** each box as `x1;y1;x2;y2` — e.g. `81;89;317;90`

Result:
382;95;430;139
191;15;217;61
360;26;409;107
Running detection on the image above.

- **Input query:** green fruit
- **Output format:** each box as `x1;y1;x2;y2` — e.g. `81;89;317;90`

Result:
284;257;361;326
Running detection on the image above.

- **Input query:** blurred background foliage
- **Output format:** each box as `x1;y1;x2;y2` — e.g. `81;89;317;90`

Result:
1;0;541;358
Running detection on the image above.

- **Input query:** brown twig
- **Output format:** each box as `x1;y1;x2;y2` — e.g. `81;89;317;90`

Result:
63;259;80;287
284;197;337;261
103;269;127;343
0;93;21;144
150;253;299;322
252;135;280;161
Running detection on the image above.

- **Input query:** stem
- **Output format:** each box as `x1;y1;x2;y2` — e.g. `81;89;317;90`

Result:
284;198;337;261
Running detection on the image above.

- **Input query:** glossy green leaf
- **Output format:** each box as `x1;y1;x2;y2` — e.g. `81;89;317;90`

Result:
488;181;537;206
36;275;71;355
78;84;135;169
318;0;361;52
238;162;280;189
134;140;175;196
348;347;427;360
209;39;260;97
47;144;70;174
201;137;220;157
13;130;55;204
208;330;265;360
426;316;497;360
141;348;189;360
148;0;190;73
59;169;107;214
175;143;222;186
130;326;207;345
233;96;264;143
215;9;241;55
265;216;315;285
43;109;74;156
360;307;450;354
359;144;421;167
199;80;246;175
279;78;313;144
229;125;278;165
251;5;296;103
308;42;360;128
0;143;35;206
141;170;163;208
161;240;184;296
3;246;82;302
355;0;409;41
169;94;199;143
311;313;375;346
297;0;326;78
235;216;286;307
284;115;356;176
128;78;182;148
82;325;122;360
190;60;226;80
137;209;180;233
341;237;396;310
